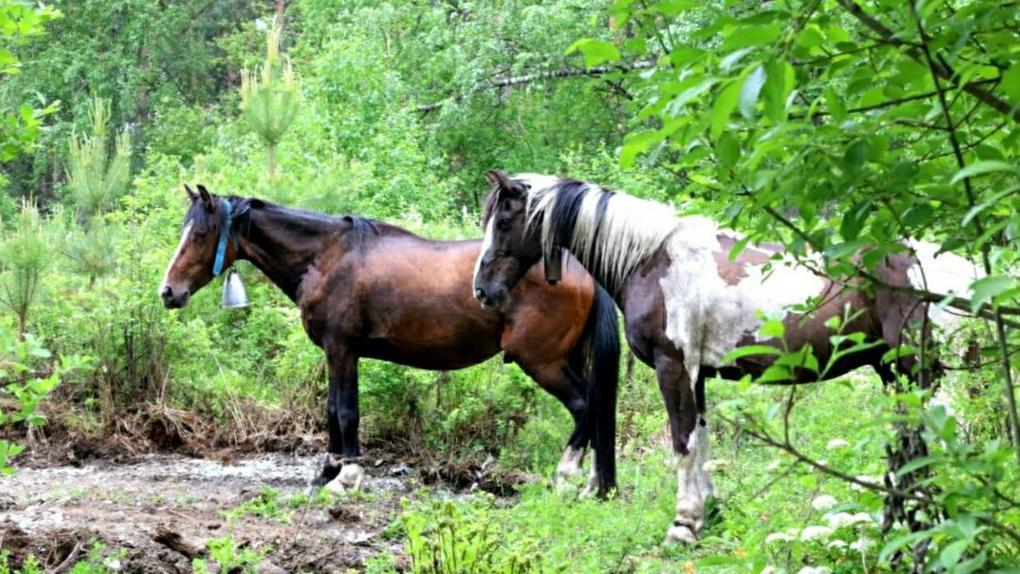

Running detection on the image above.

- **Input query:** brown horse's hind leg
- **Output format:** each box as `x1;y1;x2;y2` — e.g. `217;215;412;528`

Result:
515;360;591;486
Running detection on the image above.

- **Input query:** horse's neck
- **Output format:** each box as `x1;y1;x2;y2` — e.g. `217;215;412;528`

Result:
237;207;338;301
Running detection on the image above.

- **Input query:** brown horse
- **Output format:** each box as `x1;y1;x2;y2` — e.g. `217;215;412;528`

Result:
159;185;619;494
472;171;978;543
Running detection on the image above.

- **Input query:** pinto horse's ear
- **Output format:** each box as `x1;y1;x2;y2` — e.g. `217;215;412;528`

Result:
486;170;511;189
544;247;564;285
184;184;198;202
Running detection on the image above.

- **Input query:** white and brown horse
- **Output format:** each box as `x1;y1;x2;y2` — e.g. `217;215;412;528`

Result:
472;171;978;543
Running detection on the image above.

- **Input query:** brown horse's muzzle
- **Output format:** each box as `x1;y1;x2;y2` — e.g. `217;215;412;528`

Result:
161;284;190;309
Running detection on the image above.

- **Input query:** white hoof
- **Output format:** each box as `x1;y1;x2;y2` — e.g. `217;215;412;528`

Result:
555;447;585;487
579;466;599;498
665;521;699;545
324;476;347;495
338;463;365;491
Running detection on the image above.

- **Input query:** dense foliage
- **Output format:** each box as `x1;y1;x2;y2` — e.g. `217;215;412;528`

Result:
0;0;1016;572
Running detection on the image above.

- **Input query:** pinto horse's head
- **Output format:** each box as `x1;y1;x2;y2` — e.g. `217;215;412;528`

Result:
472;170;543;308
159;184;238;309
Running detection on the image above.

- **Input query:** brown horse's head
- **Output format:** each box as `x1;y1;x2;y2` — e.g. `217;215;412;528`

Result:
159;184;237;309
472;170;542;308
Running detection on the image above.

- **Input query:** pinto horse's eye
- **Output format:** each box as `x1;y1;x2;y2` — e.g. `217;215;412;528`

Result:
496;218;513;230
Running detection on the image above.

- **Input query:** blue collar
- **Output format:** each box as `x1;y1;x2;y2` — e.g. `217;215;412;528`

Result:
212;199;233;277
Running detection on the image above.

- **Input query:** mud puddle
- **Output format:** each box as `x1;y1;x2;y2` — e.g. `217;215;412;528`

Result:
0;453;421;572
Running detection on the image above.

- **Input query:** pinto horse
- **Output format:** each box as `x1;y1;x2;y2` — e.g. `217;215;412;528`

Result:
472;171;977;544
159;185;619;494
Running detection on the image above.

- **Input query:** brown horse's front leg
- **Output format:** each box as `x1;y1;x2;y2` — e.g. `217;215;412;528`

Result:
317;346;365;492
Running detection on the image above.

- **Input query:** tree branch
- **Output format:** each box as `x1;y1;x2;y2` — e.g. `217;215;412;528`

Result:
911;3;1020;455
415;60;654;112
835;0;1020;123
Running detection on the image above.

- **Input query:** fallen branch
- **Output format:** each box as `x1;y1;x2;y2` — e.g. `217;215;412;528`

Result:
416;60;654;112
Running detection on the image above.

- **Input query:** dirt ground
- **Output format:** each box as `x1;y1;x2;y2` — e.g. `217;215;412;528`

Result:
0;451;426;573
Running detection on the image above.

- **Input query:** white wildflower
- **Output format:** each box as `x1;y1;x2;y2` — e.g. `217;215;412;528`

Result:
850;536;875;551
800;525;834;541
765;531;796;544
796;567;832;574
825;511;874;529
761;567;780;574
767;459;784;471
811;495;837;511
826;540;848;550
826;438;848;450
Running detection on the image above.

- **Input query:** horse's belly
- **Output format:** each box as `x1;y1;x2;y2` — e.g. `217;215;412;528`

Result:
357;334;500;370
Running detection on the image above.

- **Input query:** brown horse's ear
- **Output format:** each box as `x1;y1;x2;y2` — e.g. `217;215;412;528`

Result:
196;184;214;211
544;247;563;285
184;184;197;201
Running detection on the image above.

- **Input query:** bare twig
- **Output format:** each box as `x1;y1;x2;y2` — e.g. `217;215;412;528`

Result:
416;60;654;112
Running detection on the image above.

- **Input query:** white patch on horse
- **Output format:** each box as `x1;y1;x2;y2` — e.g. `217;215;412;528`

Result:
158;221;193;296
667;424;711;544
906;239;981;329
659;217;826;382
473;215;496;284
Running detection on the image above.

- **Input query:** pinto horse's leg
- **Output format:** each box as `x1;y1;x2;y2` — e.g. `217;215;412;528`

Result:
318;346;364;493
655;351;708;544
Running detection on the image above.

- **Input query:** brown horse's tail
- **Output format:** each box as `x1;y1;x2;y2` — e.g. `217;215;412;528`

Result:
580;283;620;497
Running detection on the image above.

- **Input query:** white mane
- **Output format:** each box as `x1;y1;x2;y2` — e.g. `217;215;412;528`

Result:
515;174;679;294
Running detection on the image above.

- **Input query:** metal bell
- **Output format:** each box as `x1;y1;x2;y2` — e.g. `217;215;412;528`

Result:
221;270;249;309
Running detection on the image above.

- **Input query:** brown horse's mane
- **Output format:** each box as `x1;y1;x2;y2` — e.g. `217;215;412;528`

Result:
185;195;414;246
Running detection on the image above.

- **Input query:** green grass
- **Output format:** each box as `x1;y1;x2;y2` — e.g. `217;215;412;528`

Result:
398;370;894;573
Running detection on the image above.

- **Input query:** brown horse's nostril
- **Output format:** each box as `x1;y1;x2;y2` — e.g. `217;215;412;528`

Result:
474;287;485;300
161;285;172;299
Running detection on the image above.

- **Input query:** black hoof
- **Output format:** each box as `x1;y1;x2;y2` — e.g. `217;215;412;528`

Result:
313;461;342;487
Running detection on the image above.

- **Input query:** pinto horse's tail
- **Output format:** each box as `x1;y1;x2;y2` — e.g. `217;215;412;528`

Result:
579;282;620;497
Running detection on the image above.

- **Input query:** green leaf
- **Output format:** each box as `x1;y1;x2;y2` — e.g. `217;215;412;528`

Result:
716;132;740;168
882;345;917;364
1002;63;1020;104
824;87;846;121
843;139;869;176
970;275;1014;312
728;235;750;261
939;539;969;569
566;39;621;68
962;185;1020;227
902;204;934;228
721;344;782;364
619;130;662;168
763;59;793;122
711;80;741;137
722;24;782;51
949;160;1016;185
739;65;766;120
759;317;785;338
840;201;871;241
